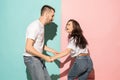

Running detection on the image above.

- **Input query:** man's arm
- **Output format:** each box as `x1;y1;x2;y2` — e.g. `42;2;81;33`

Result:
25;38;51;62
44;45;59;55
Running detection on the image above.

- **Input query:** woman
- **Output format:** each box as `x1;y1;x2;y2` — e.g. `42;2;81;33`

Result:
51;19;93;80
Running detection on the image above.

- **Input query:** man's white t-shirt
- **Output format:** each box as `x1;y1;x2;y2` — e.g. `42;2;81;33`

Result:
67;38;88;57
24;19;44;56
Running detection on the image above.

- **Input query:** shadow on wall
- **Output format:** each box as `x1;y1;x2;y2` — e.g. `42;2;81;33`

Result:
44;22;60;80
25;22;60;80
87;50;95;80
60;50;95;80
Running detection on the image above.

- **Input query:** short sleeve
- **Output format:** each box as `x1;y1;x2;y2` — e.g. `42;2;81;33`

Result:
67;39;76;50
26;24;38;40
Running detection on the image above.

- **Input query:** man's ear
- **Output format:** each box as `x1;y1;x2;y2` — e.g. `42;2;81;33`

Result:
43;12;48;19
44;11;49;16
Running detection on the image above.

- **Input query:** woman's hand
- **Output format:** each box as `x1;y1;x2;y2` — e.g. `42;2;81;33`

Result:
52;51;60;55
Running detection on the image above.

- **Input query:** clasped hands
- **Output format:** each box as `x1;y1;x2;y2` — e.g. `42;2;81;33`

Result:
46;52;59;62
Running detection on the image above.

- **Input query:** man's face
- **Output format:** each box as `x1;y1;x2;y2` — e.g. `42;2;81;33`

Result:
46;10;55;24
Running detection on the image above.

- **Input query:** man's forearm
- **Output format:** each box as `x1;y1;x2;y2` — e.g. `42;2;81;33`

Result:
44;45;58;54
26;46;50;61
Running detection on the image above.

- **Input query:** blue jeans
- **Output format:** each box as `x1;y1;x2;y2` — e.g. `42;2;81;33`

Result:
23;56;51;80
68;56;93;80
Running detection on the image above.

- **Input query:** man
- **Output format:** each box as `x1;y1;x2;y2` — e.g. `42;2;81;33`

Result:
23;5;57;80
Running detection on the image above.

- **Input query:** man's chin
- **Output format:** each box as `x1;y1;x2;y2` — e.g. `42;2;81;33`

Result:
47;21;52;24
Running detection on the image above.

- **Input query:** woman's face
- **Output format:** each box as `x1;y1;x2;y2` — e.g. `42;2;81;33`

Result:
65;21;73;33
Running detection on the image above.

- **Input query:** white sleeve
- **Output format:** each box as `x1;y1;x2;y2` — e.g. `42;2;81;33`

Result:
26;25;38;40
67;39;76;50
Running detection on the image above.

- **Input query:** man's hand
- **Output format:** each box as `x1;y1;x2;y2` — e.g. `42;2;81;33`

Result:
50;56;56;62
45;56;53;62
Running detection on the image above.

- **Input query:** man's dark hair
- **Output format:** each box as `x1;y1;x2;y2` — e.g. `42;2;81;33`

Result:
41;5;55;16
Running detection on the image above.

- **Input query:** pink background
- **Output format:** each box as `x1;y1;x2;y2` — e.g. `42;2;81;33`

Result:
60;0;120;80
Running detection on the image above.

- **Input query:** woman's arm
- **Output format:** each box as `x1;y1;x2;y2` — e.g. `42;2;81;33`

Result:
51;48;72;61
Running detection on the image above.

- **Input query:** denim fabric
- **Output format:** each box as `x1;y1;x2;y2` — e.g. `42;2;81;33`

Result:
24;56;51;80
68;56;93;80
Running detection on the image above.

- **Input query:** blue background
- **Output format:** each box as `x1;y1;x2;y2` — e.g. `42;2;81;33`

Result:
0;0;61;80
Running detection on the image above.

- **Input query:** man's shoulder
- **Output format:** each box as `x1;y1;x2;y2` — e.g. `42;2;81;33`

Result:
29;19;39;26
27;20;39;28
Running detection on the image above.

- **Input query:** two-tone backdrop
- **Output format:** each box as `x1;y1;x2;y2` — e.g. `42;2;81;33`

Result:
0;0;120;80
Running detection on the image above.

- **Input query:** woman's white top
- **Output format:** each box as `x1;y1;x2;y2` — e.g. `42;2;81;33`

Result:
67;38;88;57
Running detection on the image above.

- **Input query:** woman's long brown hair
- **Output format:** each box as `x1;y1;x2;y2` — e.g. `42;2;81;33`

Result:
68;19;88;49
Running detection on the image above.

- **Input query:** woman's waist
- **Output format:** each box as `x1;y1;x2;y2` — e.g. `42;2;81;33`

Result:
76;53;91;59
78;53;89;56
71;52;89;57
